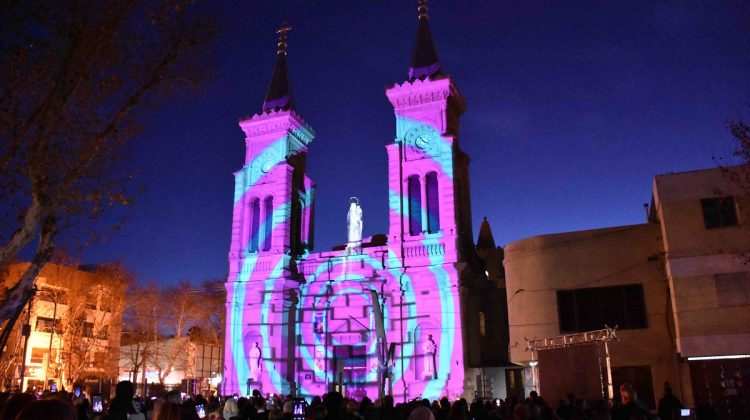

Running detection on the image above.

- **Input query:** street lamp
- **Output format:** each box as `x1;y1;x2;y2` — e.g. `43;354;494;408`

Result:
528;359;539;394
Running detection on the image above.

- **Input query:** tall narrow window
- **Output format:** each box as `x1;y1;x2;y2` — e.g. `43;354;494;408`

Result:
290;195;301;254
426;172;440;233
408;175;422;235
478;311;486;338
263;196;273;251
299;197;307;249
250;198;260;252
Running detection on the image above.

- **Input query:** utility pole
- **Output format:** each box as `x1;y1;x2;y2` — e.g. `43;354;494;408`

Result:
18;288;36;392
43;290;58;391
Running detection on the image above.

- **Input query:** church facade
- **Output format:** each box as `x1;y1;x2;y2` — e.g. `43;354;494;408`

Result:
223;5;508;401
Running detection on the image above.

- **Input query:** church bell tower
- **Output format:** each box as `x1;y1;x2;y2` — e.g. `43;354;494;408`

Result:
228;24;315;272
386;0;474;265
224;25;315;395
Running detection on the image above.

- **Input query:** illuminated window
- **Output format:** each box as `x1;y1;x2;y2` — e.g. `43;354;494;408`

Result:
35;317;60;334
557;284;647;333
30;348;47;364
701;196;738;229
408;175;422;235
195;344;222;378
263;196;273;251
478;311;486;338
250;198;260;252
426;172;440;233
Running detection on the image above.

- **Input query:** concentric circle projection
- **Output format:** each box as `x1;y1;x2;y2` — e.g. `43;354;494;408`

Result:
225;240;465;400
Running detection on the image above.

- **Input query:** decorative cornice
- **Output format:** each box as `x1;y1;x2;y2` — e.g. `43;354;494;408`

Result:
386;76;464;110
239;109;315;139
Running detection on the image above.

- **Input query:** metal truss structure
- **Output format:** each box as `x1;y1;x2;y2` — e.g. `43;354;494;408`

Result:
525;326;619;400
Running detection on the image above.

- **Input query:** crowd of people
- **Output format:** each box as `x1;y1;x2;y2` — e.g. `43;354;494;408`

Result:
0;380;716;420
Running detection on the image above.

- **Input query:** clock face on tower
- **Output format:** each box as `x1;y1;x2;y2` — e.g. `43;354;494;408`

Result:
415;134;431;149
404;124;439;159
251;148;280;179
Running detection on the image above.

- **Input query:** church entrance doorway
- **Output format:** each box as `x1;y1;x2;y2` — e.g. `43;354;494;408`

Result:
332;345;367;399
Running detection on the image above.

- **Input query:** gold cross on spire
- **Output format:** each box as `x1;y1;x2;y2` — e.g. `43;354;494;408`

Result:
276;22;292;55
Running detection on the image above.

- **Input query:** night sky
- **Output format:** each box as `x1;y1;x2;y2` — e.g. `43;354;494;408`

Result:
77;1;750;285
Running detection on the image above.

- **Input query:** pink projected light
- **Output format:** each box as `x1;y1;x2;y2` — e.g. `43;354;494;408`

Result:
224;8;476;401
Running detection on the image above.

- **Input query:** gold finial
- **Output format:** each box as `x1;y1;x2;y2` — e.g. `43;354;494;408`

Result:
417;0;429;20
276;22;292;55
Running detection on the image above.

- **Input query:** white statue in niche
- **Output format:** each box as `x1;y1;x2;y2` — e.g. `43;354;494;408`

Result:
422;334;437;379
248;341;262;381
346;197;363;253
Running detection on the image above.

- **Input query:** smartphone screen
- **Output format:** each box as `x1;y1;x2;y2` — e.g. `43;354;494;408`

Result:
93;395;103;413
680;409;691;417
50;383;57;393
196;404;206;419
73;386;81;398
293;399;306;420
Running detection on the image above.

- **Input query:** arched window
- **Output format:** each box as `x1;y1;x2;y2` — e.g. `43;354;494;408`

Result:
426;172;440;233
408;175;422;235
250;198;260;252
263;196;273;251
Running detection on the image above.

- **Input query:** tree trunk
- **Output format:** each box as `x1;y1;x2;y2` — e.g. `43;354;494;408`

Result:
0;212;56;356
0;195;42;269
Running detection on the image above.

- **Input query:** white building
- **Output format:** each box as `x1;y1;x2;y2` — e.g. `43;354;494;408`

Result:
119;336;222;396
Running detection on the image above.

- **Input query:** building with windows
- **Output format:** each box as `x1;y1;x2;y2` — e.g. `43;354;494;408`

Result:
118;336;222;396
223;4;510;401
504;165;750;416
0;263;126;392
652;166;750;418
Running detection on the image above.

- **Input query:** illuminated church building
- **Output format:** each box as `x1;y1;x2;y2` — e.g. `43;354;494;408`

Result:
224;5;511;401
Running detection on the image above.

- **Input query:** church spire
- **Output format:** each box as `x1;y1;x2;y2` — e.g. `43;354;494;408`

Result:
408;0;442;81
476;217;497;250
262;23;294;112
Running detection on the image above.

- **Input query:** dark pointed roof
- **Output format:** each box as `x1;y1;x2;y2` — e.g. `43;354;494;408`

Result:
408;1;442;81
476;217;497;250
262;24;294;112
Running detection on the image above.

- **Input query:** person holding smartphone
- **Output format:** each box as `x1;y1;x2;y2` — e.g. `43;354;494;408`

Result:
108;380;145;420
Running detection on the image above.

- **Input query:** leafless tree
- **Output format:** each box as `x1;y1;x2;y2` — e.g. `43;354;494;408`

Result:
719;119;750;194
120;282;160;392
192;279;226;346
0;0;215;340
121;281;225;386
58;270;127;386
150;283;200;385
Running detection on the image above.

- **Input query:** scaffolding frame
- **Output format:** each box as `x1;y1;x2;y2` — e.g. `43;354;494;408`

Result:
526;326;619;400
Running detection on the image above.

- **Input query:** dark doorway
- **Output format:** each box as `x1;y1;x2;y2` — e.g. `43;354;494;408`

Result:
333;345;367;398
505;368;525;400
